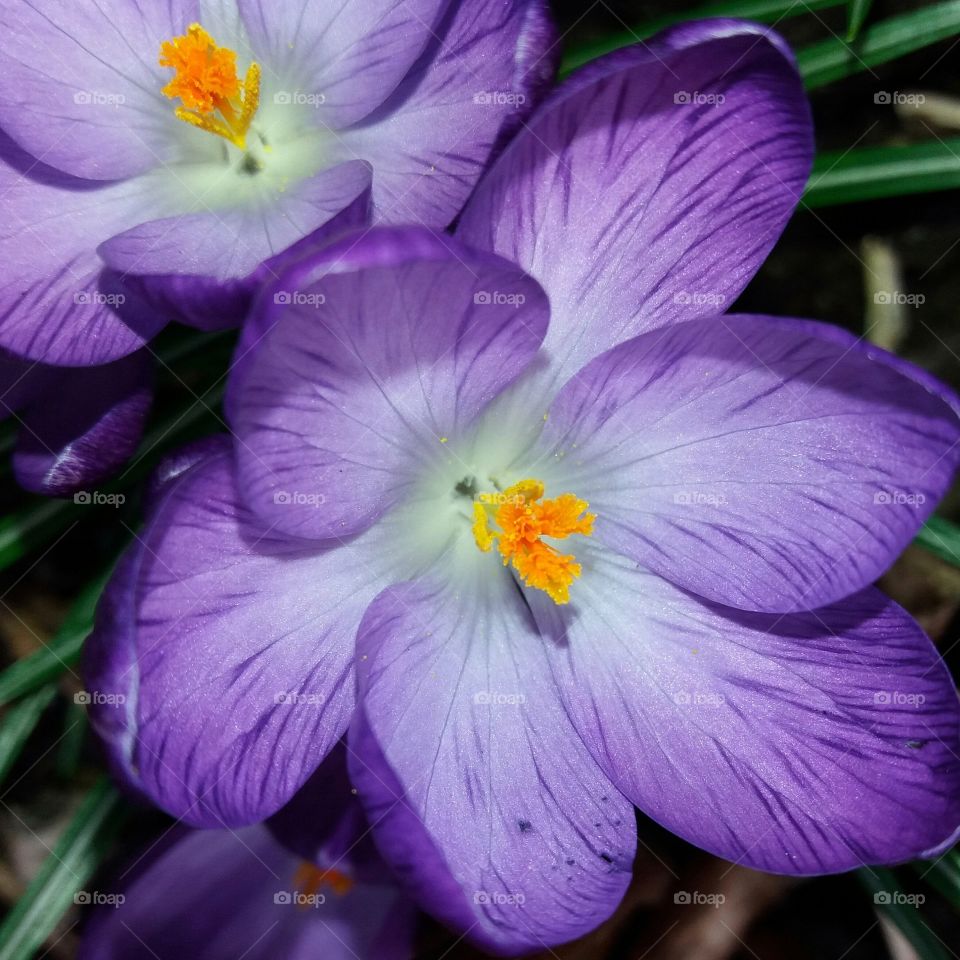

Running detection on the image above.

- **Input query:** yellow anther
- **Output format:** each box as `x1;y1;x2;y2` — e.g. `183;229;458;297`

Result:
471;478;594;604
159;24;261;149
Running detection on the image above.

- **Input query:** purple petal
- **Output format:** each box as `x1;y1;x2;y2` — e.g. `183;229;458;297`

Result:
238;0;448;128
539;314;960;613
532;547;960;873
349;574;634;955
334;0;559;227
77;823;417;960
12;350;152;496
0;0;195;180
0;134;166;364
124;184;372;331
228;226;549;541
84;444;396;826
457;20;812;393
98;161;372;283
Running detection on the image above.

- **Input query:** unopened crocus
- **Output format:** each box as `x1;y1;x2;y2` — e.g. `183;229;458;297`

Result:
0;0;554;363
87;21;960;955
0;349;151;495
79;747;418;960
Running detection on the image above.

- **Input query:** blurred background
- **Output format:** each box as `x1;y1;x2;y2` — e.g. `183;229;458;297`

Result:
1;1;959;958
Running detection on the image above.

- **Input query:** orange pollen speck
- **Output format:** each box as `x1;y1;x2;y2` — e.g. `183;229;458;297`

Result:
159;24;261;148
472;479;594;604
293;862;354;903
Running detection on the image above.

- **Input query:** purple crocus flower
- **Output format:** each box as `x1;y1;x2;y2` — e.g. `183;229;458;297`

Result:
86;21;960;955
0;0;555;364
0;348;151;495
79;747;418;960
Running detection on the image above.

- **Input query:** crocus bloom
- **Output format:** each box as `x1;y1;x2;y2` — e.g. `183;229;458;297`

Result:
0;349;151;495
79;747;417;960
0;0;554;364
87;21;960;955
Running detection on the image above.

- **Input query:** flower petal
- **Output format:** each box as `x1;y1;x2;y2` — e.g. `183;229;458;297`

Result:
457;20;812;393
538;314;960;613
77;823;417;960
97;161;373;283
12;350;153;496
84;443;397;826
334;0;558;227
0;134;166;364
228;226;549;541
238;0;448;128
349;573;634;955
0;0;195;180
121;182;372;331
531;546;960;874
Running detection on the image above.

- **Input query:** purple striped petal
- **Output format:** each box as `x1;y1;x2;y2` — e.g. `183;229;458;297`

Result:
0;0;195;180
228;227;549;541
538;314;960;613
84;444;394;826
11;350;152;496
457;20;812;393
349;574;634;955
0;134;165;364
334;0;558;227
238;0;448;128
98;161;372;283
531;547;960;873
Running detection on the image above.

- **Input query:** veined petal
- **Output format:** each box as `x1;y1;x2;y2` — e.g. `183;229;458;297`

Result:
349;574;634;955
531;546;960;874
83;443;397;826
12;350;152;496
0;0;196;180
228;226;549;541
457;20;812;395
238;0;449;128
97;161;373;284
0;135;166;364
334;0;558;228
537;314;960;613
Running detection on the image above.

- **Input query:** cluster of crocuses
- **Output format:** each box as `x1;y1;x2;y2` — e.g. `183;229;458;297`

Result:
2;1;958;957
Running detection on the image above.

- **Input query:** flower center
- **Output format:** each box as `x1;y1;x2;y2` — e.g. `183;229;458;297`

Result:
471;478;594;605
159;24;261;149
293;862;354;899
